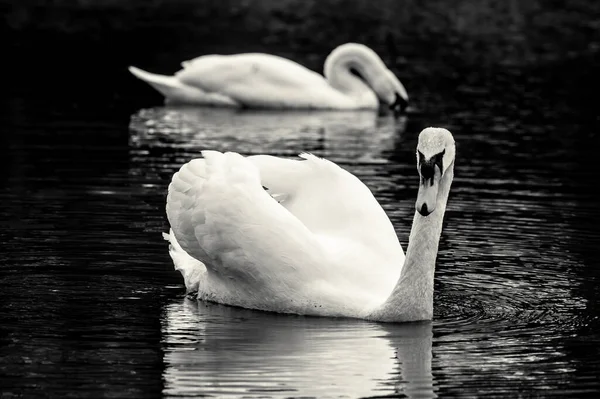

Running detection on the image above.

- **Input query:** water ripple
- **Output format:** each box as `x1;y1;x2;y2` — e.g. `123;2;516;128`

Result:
124;103;600;397
3;67;600;397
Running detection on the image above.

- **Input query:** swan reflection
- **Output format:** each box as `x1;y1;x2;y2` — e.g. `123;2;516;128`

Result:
129;106;406;163
161;299;436;398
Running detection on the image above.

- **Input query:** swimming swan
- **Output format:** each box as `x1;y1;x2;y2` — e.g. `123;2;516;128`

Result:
129;43;409;113
163;127;455;322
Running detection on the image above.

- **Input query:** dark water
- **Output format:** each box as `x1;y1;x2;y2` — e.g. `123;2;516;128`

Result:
2;1;600;398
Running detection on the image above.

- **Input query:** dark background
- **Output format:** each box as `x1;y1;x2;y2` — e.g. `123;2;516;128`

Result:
4;0;600;114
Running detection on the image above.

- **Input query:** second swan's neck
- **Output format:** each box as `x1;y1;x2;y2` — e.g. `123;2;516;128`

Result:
323;43;387;107
369;164;454;322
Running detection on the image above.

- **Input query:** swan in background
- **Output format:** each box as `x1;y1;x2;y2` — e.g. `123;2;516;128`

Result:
163;127;455;322
129;43;409;113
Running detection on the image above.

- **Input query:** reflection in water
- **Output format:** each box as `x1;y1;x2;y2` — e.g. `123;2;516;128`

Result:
161;299;435;398
129;106;406;163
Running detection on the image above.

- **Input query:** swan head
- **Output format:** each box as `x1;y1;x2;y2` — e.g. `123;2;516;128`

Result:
371;69;409;115
324;43;409;113
415;127;455;216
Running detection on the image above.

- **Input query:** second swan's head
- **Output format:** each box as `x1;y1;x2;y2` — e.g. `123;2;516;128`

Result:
415;127;456;216
372;69;409;115
325;43;409;114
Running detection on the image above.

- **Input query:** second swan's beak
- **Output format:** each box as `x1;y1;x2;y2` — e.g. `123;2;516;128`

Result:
390;92;409;116
416;164;441;216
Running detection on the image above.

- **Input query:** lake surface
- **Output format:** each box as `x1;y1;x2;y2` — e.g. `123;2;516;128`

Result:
2;1;600;397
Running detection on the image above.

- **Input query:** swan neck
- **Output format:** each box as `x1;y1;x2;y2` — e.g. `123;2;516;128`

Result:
370;163;454;322
323;44;387;106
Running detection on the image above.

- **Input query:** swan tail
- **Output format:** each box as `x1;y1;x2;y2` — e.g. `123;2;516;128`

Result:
128;65;240;106
162;229;206;294
128;66;187;98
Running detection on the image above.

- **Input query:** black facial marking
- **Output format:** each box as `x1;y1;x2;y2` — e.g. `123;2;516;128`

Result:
418;149;445;185
262;185;269;191
390;92;409;115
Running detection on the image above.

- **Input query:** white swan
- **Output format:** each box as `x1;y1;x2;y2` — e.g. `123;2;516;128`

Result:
164;127;455;322
129;43;409;113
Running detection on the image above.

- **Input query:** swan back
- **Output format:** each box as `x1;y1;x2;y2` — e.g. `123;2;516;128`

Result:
247;153;403;261
175;53;358;109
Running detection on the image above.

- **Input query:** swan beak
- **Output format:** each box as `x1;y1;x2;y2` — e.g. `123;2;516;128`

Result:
390;93;409;116
416;165;441;216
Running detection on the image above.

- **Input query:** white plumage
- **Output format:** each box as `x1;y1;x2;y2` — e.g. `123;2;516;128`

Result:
165;127;456;322
129;43;408;112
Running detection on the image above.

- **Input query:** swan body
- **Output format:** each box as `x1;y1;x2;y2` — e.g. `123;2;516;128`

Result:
129;43;409;112
164;127;455;322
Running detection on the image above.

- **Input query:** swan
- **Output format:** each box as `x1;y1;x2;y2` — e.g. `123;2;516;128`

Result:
128;43;409;113
163;127;455;322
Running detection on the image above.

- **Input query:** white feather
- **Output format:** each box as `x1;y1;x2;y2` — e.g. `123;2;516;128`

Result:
129;43;408;110
162;230;205;294
164;128;456;322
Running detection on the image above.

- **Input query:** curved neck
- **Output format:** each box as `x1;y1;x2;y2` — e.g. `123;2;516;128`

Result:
323;44;387;107
369;163;454;322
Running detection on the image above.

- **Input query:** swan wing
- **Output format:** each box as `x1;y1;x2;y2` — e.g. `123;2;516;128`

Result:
174;54;345;108
166;152;404;270
247;153;404;261
166;151;333;306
